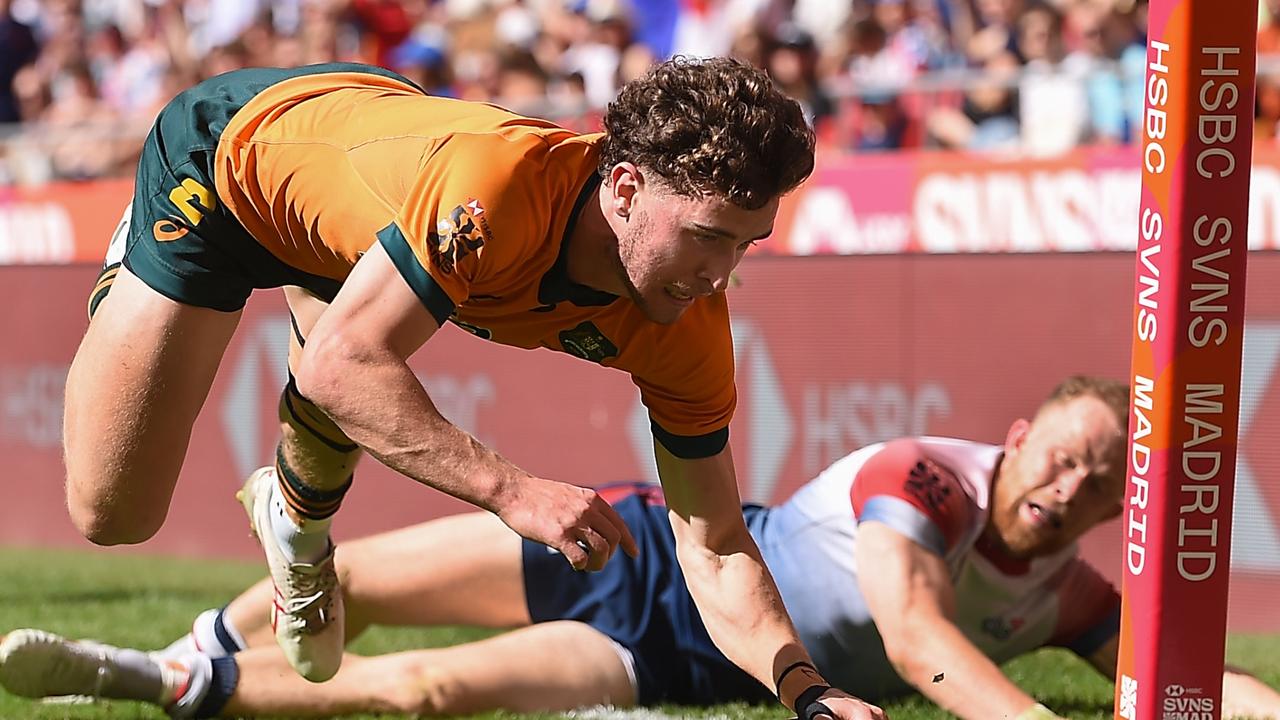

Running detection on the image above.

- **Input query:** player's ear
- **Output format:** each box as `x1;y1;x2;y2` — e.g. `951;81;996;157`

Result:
607;162;643;219
1005;418;1031;454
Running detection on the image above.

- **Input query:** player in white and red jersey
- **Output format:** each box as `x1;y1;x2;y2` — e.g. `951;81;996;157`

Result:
757;434;1121;703
3;376;1278;719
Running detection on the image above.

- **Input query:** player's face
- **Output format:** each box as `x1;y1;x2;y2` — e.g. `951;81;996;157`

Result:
990;395;1126;558
615;180;778;325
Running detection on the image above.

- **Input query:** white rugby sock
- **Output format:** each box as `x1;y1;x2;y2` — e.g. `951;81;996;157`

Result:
189;608;246;659
152;633;199;664
161;653;242;719
161;652;209;719
268;480;333;563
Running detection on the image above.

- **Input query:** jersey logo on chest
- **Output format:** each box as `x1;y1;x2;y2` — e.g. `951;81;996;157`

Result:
980;614;1026;641
559;321;618;364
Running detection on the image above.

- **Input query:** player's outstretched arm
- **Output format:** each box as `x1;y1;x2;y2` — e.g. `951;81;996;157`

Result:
654;443;886;720
297;242;636;569
1222;668;1280;719
1086;636;1280;720
855;522;1061;720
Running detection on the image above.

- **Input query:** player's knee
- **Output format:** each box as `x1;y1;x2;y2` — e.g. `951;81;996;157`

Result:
69;508;160;546
66;487;163;546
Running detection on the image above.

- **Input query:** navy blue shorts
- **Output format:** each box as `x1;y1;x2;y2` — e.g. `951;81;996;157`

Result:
521;484;774;706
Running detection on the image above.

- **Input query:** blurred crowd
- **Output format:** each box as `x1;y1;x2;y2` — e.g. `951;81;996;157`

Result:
2;0;1279;183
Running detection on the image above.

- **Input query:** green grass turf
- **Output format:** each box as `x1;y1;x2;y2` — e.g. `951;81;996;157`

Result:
0;546;1276;719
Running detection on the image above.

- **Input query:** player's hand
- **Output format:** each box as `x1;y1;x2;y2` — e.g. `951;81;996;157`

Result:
797;688;888;720
495;476;640;571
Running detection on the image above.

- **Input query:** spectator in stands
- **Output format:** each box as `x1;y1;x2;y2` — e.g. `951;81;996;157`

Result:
0;0;38;124
1259;0;1280;56
616;40;657;86
562;0;633;109
494;46;551;112
0;0;1184;182
1257;75;1280;144
963;0;1024;67
848;90;908;151
347;0;421;69
1016;3;1088;155
1061;1;1145;145
870;0;935;78
765;23;834;128
389;34;454;97
926;49;1020;151
41;61;123;180
203;40;253;78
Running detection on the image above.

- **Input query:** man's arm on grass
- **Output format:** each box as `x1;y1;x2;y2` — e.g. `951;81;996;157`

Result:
855;522;1057;720
655;443;885;720
1086;636;1280;719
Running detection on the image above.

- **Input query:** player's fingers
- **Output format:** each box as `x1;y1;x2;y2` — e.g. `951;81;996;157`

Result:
576;528;611;572
842;702;886;720
561;537;590;570
594;496;639;558
587;509;623;558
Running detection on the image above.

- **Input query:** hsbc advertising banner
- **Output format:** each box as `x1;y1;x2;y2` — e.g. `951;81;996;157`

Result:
3;254;1280;633
11;150;1280;264
768;146;1280;255
0;178;133;264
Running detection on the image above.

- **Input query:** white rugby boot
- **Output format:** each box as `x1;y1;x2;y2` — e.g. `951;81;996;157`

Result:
0;629;187;708
236;466;344;682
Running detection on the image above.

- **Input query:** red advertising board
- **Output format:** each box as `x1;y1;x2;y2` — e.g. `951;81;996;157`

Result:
12;149;1280;265
3;253;1280;635
770;146;1280;255
0;178;133;264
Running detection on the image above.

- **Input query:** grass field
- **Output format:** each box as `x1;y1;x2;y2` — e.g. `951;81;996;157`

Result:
0;547;1276;720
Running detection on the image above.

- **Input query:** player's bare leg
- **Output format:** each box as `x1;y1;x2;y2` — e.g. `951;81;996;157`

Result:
236;287;365;681
274;287;363;527
1;621;634;718
224;621;637;717
175;512;527;654
63;266;241;545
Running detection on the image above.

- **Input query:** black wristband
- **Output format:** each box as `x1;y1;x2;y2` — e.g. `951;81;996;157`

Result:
795;684;834;720
775;660;817;693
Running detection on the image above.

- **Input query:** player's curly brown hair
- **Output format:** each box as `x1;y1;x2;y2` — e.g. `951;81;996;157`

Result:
598;56;816;210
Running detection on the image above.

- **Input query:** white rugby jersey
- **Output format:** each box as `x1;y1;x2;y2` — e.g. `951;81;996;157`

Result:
745;437;1120;698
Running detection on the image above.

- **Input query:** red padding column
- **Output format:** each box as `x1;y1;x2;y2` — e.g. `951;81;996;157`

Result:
1117;2;1258;719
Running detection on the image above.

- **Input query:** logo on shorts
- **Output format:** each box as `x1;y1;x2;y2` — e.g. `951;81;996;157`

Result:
154;178;217;241
428;199;490;275
153;219;188;242
559;322;618;364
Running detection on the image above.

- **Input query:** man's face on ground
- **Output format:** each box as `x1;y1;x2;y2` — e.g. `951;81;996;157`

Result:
990;395;1126;558
614;178;778;325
